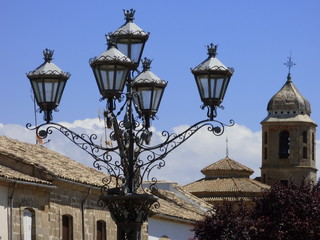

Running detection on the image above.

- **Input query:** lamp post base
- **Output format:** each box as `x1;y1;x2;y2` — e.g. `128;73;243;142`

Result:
100;194;157;240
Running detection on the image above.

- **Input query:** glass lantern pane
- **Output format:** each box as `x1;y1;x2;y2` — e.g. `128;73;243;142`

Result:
56;81;66;104
117;43;129;57
213;78;224;98
107;71;114;89
94;68;103;90
131;43;143;64
115;70;125;90
37;81;44;102
151;88;162;110
31;81;42;103
199;77;209;98
141;89;152;109
44;81;54;101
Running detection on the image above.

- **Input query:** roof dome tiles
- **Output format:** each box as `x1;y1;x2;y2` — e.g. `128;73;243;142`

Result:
267;74;311;115
201;157;254;178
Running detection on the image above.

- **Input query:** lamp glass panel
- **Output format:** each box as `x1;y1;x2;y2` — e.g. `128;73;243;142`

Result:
198;76;209;98
131;43;143;64
37;81;45;102
140;88;152;110
114;69;125;90
56;81;66;104
151;88;162;110
212;78;224;98
117;43;129;58
31;81;42;103
94;68;103;90
44;81;58;102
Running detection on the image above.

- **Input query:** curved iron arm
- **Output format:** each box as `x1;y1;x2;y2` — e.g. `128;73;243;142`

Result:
26;117;234;194
132;118;235;191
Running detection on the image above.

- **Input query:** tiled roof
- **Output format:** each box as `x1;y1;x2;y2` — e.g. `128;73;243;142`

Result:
184;177;269;195
201;157;254;177
0;165;52;186
0;136;113;187
150;183;211;222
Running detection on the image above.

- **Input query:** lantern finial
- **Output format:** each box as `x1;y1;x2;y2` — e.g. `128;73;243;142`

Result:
123;9;135;23
43;48;54;63
141;58;152;72
207;43;218;58
105;34;117;49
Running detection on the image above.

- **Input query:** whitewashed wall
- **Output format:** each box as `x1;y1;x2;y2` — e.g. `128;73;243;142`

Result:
148;217;194;240
0;185;8;240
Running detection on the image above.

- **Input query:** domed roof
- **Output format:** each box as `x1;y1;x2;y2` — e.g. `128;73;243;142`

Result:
201;157;254;178
267;74;311;115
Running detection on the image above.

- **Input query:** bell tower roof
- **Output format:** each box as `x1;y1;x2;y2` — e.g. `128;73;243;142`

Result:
267;73;311;115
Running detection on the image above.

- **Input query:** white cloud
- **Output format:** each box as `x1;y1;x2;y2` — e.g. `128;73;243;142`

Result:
1;120;320;186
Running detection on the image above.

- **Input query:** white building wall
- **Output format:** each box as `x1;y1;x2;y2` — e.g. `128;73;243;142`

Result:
148;218;194;240
0;185;8;240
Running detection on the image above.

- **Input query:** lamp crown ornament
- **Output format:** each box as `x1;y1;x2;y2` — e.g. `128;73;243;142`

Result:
207;43;218;58
105;34;117;49
43;48;54;63
141;57;152;71
124;8;135;22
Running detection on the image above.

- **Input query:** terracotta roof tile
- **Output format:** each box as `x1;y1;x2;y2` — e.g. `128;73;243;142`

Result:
0;136;114;187
150;183;211;222
201;157;254;177
0;165;52;185
184;177;269;194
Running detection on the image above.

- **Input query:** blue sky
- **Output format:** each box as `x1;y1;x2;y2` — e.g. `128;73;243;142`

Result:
1;1;320;184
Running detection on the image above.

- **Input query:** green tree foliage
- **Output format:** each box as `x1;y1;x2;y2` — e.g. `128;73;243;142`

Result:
191;180;320;240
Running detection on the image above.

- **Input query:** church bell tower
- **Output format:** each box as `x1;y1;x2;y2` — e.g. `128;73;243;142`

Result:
261;58;317;186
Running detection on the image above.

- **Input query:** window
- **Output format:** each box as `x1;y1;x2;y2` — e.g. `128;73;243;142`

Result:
303;131;308;144
23;208;35;240
264;147;267;160
312;133;315;160
279;131;290;159
264;132;268;144
97;220;106;240
303;147;307;159
62;215;73;240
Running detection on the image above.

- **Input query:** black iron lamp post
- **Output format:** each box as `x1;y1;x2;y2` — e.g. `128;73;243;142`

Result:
27;9;234;240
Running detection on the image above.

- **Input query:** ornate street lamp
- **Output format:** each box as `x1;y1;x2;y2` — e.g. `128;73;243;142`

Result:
191;43;234;120
110;9;149;67
27;9;234;240
90;37;135;110
27;49;70;123
132;58;167;129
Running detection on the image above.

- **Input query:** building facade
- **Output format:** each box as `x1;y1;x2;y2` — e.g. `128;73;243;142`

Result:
0;136;209;240
261;73;317;185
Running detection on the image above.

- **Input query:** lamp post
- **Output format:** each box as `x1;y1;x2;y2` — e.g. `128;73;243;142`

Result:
26;9;234;240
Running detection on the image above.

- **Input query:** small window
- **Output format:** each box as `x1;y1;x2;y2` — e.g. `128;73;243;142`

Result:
97;220;106;240
23;208;35;240
312;133;315;160
264;132;268;144
62;215;73;240
264;147;267;159
279;131;290;159
303;131;307;144
303;147;307;159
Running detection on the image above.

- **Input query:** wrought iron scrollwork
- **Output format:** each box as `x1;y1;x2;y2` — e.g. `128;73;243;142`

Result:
27;117;234;195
